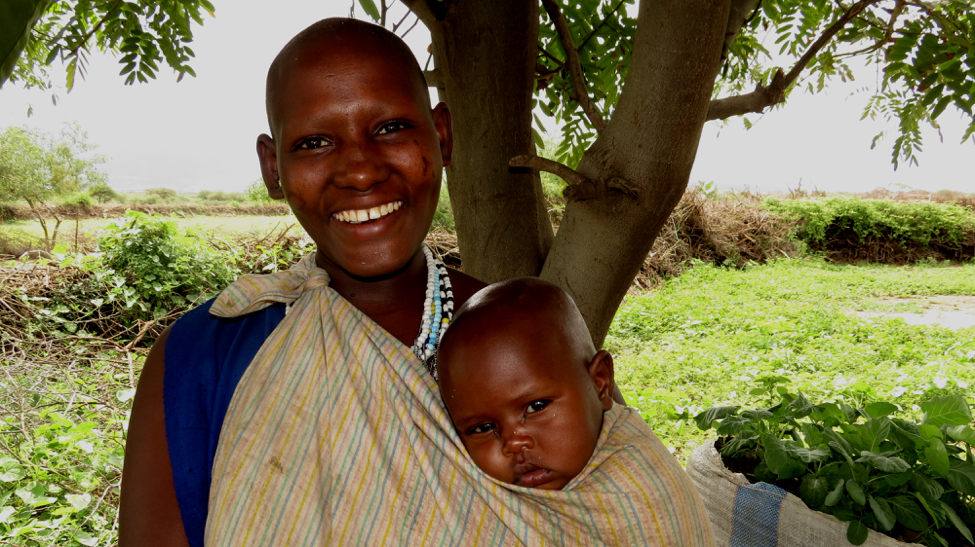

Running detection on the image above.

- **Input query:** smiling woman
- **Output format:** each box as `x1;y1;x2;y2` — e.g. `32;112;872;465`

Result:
117;17;714;547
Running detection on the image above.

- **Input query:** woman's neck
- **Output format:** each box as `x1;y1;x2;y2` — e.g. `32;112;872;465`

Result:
318;249;428;347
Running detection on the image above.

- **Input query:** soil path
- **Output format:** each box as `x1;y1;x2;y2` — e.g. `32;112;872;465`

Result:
853;296;975;330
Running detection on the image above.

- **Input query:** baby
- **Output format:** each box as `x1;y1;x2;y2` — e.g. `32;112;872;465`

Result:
436;277;615;490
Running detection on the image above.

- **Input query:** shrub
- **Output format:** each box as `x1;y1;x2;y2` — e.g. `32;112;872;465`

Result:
244;178;277;205
432;183;455;232
96;211;238;320
89;183;120;204
59;191;93;207
764;197;975;262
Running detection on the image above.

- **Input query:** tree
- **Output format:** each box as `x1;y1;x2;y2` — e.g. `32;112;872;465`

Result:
0;123;106;249
5;0;974;343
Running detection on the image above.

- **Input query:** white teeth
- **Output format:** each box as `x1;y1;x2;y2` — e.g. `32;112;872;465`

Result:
333;201;404;224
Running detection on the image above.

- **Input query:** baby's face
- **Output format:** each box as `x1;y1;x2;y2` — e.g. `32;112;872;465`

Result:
439;330;612;490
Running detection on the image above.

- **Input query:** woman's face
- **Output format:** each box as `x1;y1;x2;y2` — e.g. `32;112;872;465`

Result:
258;42;452;280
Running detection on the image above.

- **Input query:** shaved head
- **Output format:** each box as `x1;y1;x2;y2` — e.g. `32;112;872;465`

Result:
265;18;429;139
438;277;598;381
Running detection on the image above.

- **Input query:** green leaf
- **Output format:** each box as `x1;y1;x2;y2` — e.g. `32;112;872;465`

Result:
925;437;950;477
694;405;739;430
946;462;975;497
914;493;946;528
946;425;975;446
800;475;830;508
825;479;845;506
910;473;944;500
762;434;806;480
65;492;91;511
0;460;25;482
789;445;830;463
941;500;974;544
868;495;896;531
857;451;911;474
846;480;866;506
357;0;381;21
864;402;898;419
919;423;944;441
0;505;15;524
860;417;891;451
920;395;972;428
847;520;869;545
715;415;749;435
889;495;929;532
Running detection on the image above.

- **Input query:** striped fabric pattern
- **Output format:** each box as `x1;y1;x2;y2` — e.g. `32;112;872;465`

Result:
205;254;715;546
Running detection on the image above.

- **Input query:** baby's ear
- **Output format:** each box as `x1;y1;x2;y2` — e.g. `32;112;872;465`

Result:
587;350;615;412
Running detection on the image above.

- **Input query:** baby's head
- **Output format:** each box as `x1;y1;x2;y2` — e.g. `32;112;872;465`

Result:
437;278;615;490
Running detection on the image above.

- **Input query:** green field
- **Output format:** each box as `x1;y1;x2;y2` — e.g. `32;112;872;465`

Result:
2;214;299;240
608;259;975;462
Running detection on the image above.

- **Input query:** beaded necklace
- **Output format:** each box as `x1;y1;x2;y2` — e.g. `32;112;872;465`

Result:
412;245;453;379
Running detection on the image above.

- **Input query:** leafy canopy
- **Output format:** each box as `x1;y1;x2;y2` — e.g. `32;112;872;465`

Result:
0;123;106;206
2;0;214;101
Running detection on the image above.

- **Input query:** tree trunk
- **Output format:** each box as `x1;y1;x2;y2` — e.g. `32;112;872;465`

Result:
24;198;50;250
540;0;731;347
427;0;554;283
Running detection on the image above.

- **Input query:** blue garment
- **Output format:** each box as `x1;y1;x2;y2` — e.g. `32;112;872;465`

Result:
163;298;286;547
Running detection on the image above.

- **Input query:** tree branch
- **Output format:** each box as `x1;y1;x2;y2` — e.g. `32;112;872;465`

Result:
707;0;880;121
508;155;640;201
398;0;445;26
540;0;606;131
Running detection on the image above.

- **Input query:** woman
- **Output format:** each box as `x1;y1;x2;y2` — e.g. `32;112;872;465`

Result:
120;18;713;547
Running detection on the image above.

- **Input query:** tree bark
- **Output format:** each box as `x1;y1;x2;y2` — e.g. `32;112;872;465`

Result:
426;0;554;283
540;0;731;347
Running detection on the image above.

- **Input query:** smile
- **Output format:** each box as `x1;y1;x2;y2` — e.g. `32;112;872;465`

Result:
332;201;403;224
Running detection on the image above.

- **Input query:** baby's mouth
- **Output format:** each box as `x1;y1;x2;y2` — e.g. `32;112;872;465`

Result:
332;200;403;224
513;462;554;488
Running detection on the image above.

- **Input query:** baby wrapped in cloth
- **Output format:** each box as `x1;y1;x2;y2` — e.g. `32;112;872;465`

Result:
203;254;714;546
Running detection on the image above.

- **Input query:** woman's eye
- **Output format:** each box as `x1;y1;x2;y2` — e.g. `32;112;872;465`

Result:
526;400;550;414
376;121;409;135
469;423;497;435
296;137;330;150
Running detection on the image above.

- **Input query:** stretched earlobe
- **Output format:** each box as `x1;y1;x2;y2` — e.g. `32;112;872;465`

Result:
256;134;285;200
432;103;453;167
588;350;616;412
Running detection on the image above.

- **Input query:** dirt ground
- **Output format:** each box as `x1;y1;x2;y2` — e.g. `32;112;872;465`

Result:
853;296;975;330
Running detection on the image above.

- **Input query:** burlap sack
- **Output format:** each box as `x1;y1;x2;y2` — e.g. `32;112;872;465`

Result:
686;439;909;547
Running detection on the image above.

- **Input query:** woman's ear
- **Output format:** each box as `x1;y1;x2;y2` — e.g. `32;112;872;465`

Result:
256;134;285;200
587;350;616;412
432;103;453;167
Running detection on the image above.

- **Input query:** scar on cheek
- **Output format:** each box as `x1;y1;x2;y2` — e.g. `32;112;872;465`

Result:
422;156;429;176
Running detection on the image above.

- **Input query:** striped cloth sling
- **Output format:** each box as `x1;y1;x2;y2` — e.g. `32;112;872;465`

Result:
204;254;715;546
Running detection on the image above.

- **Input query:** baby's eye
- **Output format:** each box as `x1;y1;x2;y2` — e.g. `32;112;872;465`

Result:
295;137;331;150
376;121;410;135
468;423;497;435
526;400;551;414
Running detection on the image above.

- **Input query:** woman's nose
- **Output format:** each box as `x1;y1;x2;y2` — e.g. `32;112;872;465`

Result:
332;141;389;191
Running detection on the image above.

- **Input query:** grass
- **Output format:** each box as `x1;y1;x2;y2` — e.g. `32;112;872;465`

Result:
606;258;975;463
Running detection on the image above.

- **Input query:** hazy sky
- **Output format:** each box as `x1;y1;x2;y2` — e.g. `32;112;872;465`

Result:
1;1;972;195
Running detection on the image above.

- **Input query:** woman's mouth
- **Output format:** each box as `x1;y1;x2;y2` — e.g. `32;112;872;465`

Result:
332;200;403;224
